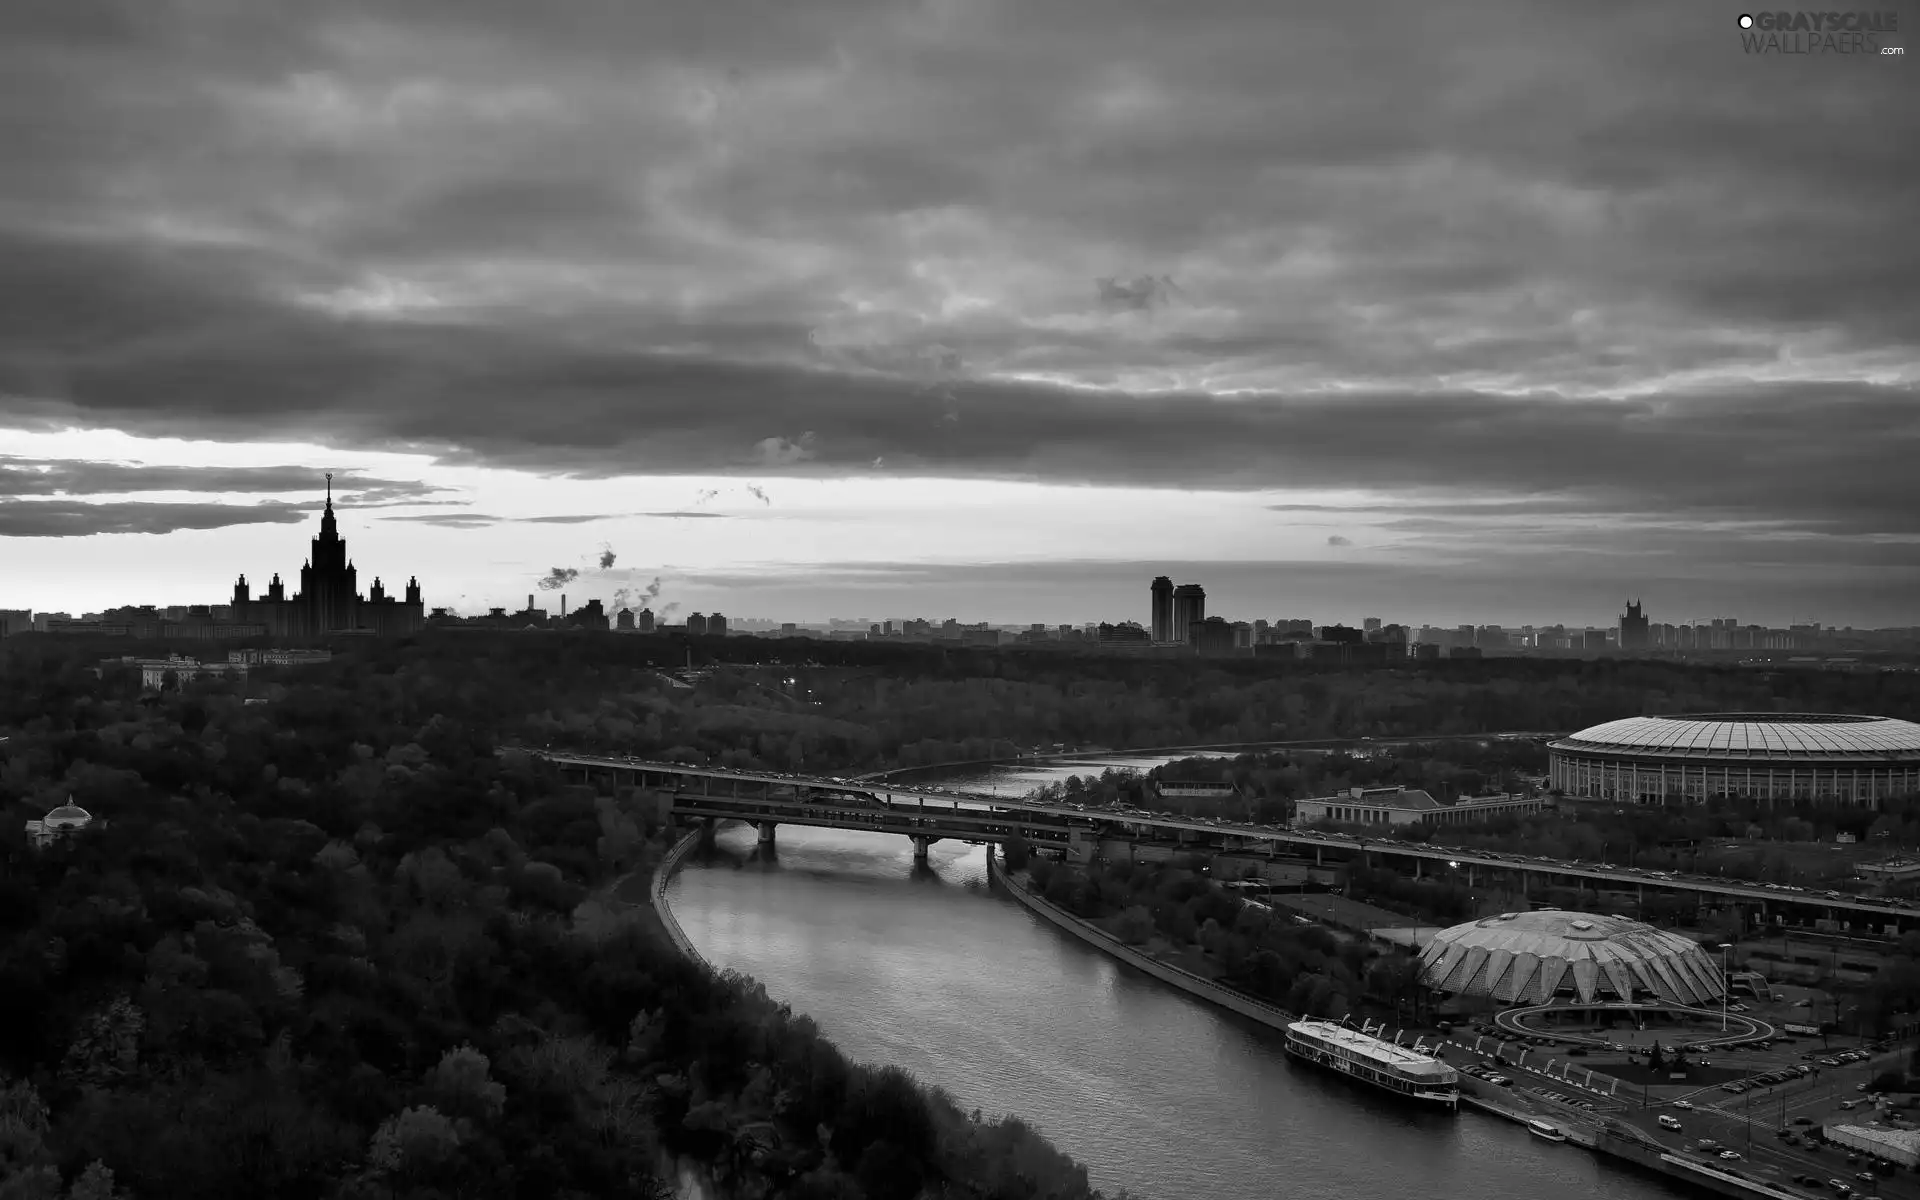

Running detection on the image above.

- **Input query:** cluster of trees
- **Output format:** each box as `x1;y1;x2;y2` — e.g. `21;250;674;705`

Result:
1022;741;1552;826
1853;932;1920;1037
1020;858;1421;1020
83;633;1910;781
1351;799;1920;886
0;638;1117;1199
1340;865;1476;925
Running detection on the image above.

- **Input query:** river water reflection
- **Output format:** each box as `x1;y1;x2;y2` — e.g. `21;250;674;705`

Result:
664;819;1691;1200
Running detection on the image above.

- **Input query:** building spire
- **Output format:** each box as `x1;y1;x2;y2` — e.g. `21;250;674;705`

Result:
325;471;333;510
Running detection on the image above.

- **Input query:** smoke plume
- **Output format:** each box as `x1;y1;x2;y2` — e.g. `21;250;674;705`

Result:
746;485;771;506
599;545;617;570
537;566;581;591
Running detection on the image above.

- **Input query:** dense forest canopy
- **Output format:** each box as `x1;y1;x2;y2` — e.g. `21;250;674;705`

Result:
1;633;1916;1196
0;637;1133;1200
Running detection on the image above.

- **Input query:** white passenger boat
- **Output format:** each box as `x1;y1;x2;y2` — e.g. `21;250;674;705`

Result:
1283;1019;1459;1108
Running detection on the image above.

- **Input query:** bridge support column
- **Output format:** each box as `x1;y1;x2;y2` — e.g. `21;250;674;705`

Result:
912;835;939;862
757;821;777;848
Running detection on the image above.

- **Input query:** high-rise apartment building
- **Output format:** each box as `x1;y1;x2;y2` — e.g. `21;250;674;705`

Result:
1171;584;1206;644
1150;576;1175;643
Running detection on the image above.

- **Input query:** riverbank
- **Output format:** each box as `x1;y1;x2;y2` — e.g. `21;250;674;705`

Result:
988;850;1300;1033
649;828;708;965
991;851;1809;1200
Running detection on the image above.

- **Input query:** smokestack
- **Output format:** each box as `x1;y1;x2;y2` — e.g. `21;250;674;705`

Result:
527;593;533;612
561;593;567;617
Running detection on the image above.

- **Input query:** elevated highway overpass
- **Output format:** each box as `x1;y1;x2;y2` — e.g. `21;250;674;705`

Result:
521;749;1920;935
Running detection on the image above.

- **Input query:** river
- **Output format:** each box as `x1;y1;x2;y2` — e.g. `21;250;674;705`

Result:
663;799;1696;1199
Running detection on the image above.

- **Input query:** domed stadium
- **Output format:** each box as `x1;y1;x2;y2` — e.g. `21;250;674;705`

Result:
1548;713;1920;806
1418;910;1723;1006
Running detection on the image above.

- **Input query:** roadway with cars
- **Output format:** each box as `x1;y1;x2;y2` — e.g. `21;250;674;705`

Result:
528;748;1920;934
1646;1041;1918;1197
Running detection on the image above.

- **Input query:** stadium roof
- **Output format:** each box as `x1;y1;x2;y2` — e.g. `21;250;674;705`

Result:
1550;713;1920;761
1418;910;1723;1006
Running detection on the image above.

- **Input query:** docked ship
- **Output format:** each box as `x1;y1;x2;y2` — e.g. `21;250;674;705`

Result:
1283;1018;1459;1108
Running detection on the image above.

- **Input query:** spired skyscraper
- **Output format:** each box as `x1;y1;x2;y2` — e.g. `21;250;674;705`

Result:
1619;599;1650;652
231;474;425;637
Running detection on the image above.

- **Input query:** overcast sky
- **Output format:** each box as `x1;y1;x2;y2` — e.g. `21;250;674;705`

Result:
1;1;1915;627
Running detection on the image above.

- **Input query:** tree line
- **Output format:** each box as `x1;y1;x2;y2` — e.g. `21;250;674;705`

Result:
0;637;1124;1200
23;632;1907;781
1017;856;1422;1023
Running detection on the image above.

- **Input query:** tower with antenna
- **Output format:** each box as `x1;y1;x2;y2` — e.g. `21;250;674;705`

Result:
228;472;425;636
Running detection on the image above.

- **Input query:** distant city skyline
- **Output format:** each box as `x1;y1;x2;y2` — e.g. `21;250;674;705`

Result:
1;5;1914;632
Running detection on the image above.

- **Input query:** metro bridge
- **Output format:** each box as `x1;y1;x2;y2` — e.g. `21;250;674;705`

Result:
524;749;1920;933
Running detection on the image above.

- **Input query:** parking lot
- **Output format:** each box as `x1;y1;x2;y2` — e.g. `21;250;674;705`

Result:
1449;1014;1920;1197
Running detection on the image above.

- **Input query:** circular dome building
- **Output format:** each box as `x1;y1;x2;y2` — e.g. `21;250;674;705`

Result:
42;803;92;830
1418;910;1723;1006
1549;713;1920;806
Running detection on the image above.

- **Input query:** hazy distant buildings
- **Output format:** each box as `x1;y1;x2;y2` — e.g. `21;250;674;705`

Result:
1191;616;1235;656
231;477;423;637
708;613;728;636
687;613;708;635
1150;576;1175;643
615;607;635;631
569;598;610;630
639;608;657;633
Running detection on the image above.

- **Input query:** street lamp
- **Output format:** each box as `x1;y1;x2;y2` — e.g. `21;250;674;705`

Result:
1719;942;1733;1032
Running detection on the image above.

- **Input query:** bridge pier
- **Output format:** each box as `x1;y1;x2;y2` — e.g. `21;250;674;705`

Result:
757;821;777;848
912;835;940;862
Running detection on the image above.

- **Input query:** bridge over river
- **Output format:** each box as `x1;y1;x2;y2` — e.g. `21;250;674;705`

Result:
522;748;1920;937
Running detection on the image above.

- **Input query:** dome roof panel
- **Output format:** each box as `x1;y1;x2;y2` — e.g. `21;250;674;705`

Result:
1418;910;1726;1006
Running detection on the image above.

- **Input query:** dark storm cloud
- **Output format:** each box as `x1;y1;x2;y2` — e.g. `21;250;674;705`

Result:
0;0;1914;558
1096;276;1184;313
0;457;441;501
0;499;312;538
